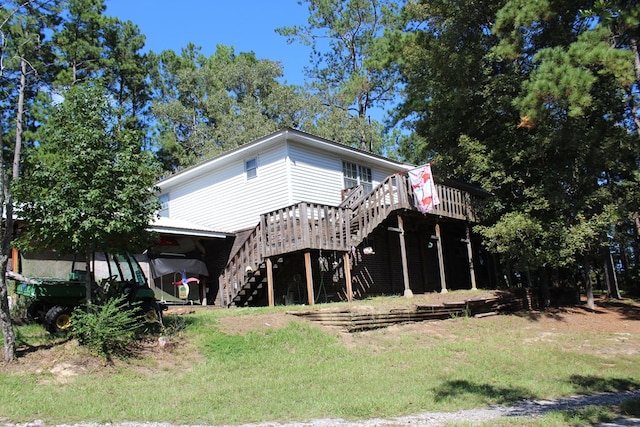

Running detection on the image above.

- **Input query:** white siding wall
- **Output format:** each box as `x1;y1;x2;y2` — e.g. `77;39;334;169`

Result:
166;144;291;232
287;142;345;206
288;141;408;206
161;132;412;233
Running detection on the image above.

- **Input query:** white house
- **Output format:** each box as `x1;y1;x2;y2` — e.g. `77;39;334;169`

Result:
155;128;413;233
146;128;494;307
14;128;494;312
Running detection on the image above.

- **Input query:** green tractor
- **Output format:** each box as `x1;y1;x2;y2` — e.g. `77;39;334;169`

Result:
12;253;166;333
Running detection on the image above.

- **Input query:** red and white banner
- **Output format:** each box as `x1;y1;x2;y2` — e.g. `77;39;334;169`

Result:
408;163;440;213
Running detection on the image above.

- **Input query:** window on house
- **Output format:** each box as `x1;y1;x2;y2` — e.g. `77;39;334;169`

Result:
158;194;169;217
359;165;372;192
343;161;372;193
245;157;258;179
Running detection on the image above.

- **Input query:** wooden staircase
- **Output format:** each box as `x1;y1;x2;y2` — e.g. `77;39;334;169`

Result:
221;173;479;307
230;257;285;307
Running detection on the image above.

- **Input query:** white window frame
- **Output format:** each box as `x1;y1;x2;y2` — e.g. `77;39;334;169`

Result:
245;157;258;180
342;161;372;193
158;194;169;217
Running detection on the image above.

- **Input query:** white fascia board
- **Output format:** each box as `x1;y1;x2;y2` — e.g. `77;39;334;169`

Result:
288;131;415;171
147;225;229;239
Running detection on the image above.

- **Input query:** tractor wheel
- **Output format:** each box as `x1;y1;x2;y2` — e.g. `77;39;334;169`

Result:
44;305;73;334
27;302;46;324
140;301;161;324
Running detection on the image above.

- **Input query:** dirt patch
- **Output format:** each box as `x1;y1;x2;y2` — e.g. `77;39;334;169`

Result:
5;339;108;380
217;312;305;335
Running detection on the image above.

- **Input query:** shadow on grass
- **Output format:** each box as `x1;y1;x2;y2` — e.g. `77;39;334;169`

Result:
568;375;640;395
511;297;640;322
433;379;535;405
15;335;71;357
596;299;640;321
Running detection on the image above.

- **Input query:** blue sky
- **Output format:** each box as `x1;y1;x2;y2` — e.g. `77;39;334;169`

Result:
104;0;311;86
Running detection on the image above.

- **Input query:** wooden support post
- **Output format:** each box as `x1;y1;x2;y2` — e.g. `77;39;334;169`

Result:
304;251;315;305
218;276;225;307
435;223;448;293
201;276;207;306
266;257;275;307
343;251;353;302
11;247;19;273
465;223;477;290
397;215;413;298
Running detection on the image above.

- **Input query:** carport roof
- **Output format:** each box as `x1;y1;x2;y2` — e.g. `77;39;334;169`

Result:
148;217;231;239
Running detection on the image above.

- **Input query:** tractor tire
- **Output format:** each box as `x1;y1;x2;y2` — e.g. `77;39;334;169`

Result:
140;301;161;324
44;305;73;334
27;302;47;324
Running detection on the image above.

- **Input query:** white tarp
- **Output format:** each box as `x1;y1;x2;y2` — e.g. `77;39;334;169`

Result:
149;257;209;279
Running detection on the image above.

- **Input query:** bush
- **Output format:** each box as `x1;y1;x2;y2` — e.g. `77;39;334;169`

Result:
71;295;140;359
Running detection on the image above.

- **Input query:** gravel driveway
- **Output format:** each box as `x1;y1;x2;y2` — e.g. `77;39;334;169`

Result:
4;390;640;427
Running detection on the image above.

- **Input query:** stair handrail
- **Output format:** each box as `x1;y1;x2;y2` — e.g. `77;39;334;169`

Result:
221;222;262;306
222;172;481;306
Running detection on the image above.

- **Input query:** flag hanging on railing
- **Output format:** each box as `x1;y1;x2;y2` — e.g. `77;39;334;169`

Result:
408;163;440;213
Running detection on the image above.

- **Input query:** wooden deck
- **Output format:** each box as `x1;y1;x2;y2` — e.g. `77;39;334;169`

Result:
221;173;481;307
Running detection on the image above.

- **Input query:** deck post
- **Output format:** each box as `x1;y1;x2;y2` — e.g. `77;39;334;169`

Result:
266;257;275;307
343;251;353;302
465;223;477;290
218;275;227;307
397;215;413;298
304;251;315;305
435;223;448;293
201;276;207;306
11;247;19;273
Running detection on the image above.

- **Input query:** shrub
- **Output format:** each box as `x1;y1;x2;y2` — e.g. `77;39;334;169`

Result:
71;295;140;359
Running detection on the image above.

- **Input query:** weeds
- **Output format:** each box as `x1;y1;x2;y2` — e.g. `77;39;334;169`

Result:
70;295;140;359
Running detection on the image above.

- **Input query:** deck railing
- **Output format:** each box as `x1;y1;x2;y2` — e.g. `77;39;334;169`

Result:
350;173;408;243
221;224;263;306
221;173;480;306
260;202;353;256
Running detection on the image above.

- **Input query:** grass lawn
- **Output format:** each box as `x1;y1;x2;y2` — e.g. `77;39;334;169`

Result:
1;291;640;426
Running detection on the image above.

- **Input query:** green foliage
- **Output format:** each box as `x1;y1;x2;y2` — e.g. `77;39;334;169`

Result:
12;82;161;256
397;0;640;290
70;295;139;358
150;44;314;170
277;0;402;152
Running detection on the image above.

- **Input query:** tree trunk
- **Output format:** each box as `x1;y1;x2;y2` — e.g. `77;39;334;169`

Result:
584;254;595;310
540;267;550;309
630;37;640;136
603;250;613;298
13;58;25;178
607;248;622;299
0;162;16;362
85;250;92;305
0;56;28;362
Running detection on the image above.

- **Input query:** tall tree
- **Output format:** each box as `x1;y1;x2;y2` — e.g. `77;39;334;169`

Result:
13;83;161;305
52;0;106;86
396;0;640;303
150;44;331;171
492;0;640;304
277;0;401;152
102;16;153;132
0;0;61;362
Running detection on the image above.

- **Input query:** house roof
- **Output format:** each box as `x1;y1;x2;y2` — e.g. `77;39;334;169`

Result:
148;216;231;239
157;128;414;190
